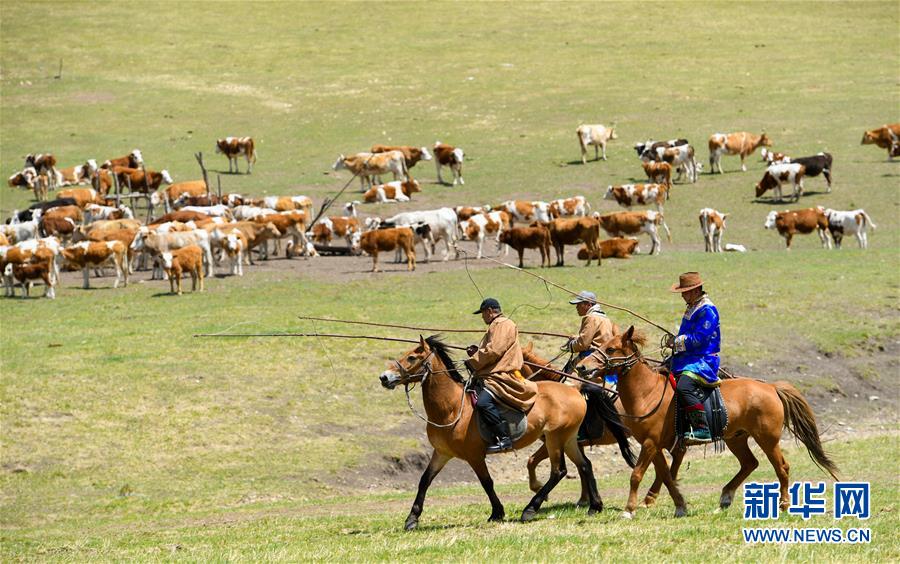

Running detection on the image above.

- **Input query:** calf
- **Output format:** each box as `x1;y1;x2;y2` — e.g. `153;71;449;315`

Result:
500;200;551;225
708;132;772;173
382;208;459;262
576;124;617;163
699;208;728;253
213;228;248;276
370;145;433;169
498;224;551;268
433;142;464;185
760;148;789;164
548;196;590;219
763;207;831;250
577;237;641;260
61;240;128;288
605;183;670;213
641;161;673;188
861;123;900;159
596;210;670;255
352;227;416;272
333;151;408;190
755;162;806;201
545;217;601;266
102;150;143;169
9;258;55;299
363;179;421;203
162;245;205;294
216;137;257;173
458;211;511;259
824;208;876;249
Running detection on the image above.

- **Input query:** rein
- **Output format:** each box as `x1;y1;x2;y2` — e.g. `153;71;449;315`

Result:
588;349;668;421
398;351;469;429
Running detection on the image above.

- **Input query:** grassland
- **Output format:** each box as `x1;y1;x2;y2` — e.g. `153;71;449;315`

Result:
1;1;899;561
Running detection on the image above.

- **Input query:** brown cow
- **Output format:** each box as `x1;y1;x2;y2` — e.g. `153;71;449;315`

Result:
371;145;433;169
352;227;416;272
39;216;77;241
861;123;900;160
157;180;209;207
43;205;84;224
577;237;641;260
545;217;601;267
55;187;101;209
226;221;282;264
112;167;173;194
708;132;772;173
498;224;551;268
455;205;491;222
150;210;211;226
8;167;38;190
433;142;464;185
61;240;128;288
102;150;143;169
764;207;831;250
641;161;673;189
216;137;257;173
253;212;309;258
162;245;205;295
10;258;56;299
595;210;670;255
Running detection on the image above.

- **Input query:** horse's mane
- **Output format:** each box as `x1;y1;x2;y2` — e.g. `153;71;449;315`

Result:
425;335;465;383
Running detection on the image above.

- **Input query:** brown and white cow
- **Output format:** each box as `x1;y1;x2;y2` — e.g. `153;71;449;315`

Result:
760;148;789;164
433;142;464;185
352;227;416;272
333;151;408;190
363;179;421;203
24;154;58;189
499;200;551;225
157;180;209;208
370;145;433;169
8;167;38;191
55;187;101;209
763;207;831;250
61;240;128;289
455;205;491;222
39;216;77;242
647;144;698;183
576;124;618;163
861;123;900;160
1;237;62;296
755;162;806;202
699;208;728;253
548;196;590;219
112;167;173;194
595;210;670;255
458;211;511;259
58;160;98;186
102;150;143;169
309;216;361;247
577;237;641;260
162;245;205;295
708;132;772;173
604;183;669;213
213;228;248;276
498;224;551;268
252;212;309;259
641;161;673;188
545;217;601;266
216;137;257;173
9;258;56;299
823;208;876;249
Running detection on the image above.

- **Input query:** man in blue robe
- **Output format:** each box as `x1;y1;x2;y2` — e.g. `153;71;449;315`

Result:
665;272;720;443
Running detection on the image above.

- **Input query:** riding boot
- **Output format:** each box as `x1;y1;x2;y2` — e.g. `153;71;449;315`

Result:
486;421;513;454
685;409;712;442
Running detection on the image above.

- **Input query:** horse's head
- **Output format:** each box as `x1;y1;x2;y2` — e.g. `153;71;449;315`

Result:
380;335;433;390
576;326;646;379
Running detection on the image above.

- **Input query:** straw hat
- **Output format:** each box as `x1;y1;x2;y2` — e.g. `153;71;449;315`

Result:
670;272;703;293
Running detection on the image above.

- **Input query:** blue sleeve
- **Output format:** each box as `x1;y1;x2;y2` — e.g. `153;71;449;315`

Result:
676;307;719;353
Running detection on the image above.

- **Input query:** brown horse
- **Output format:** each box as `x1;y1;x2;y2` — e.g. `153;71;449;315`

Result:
579;326;839;518
379;336;603;528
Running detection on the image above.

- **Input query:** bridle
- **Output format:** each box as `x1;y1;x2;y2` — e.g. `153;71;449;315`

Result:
396;349;468;429
584;344;667;421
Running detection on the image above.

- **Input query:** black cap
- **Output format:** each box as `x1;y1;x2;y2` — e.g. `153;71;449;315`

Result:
473;297;501;314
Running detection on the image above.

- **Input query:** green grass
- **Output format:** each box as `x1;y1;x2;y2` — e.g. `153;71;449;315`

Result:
1;1;899;561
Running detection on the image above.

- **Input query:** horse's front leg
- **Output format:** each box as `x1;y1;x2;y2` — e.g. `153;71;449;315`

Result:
623;441;657;518
641;445;686;508
652;452;687;517
468;457;505;522
404;450;451;531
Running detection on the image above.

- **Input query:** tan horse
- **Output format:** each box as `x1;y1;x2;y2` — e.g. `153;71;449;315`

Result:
579;327;839;518
379;336;603;528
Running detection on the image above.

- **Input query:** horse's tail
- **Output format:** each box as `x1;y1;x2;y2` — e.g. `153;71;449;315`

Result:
584;387;636;468
774;381;840;480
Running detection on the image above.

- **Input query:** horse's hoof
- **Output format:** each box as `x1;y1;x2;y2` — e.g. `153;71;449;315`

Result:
488;512;505;523
576;499;589;508
674;507;687;518
588;504;603;516
620;511;634;519
719;493;733;509
520;507;537;522
404;516;418;531
640;497;657;509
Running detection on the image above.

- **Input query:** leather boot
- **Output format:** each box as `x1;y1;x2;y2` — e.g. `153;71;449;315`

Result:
685;410;712;443
486;435;513;454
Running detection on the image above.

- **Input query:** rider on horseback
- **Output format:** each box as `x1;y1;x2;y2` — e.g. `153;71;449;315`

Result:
562;290;617;385
466;298;537;454
665;272;720;443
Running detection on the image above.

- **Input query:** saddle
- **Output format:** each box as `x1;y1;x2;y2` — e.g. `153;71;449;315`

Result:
469;390;528;443
670;373;729;450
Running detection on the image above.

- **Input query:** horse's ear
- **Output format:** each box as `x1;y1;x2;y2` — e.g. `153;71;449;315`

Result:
623;325;635;343
419;334;427;348
523;341;533;353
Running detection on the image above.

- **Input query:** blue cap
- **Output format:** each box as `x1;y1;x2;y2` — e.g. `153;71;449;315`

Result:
473;297;501;314
569;290;597;305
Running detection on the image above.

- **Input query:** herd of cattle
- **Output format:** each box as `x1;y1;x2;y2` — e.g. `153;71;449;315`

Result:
1;123;895;299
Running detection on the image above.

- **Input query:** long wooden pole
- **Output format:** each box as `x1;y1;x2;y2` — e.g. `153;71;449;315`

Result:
297;315;569;338
480;256;674;335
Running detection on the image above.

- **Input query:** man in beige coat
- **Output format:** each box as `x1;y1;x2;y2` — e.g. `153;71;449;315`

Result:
562;291;618;383
466;297;537;454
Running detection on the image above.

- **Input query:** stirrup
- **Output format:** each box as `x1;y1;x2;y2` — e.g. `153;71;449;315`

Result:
486;437;513;454
682;428;712;445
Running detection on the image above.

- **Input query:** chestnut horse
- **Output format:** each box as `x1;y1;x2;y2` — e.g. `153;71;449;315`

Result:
579;327;839;518
379;336;603;528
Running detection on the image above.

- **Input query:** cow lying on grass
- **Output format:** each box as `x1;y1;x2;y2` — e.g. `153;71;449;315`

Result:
576;237;640;260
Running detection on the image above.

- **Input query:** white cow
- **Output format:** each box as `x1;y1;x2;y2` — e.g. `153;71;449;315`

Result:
699;208;728;253
499;200;551;224
383;207;459;262
824;208;876;249
458;211;510;259
576;124;618;163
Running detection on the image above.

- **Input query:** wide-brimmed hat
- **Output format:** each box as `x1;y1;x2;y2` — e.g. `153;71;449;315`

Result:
569;290;597;305
473;297;501;314
670;272;703;293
